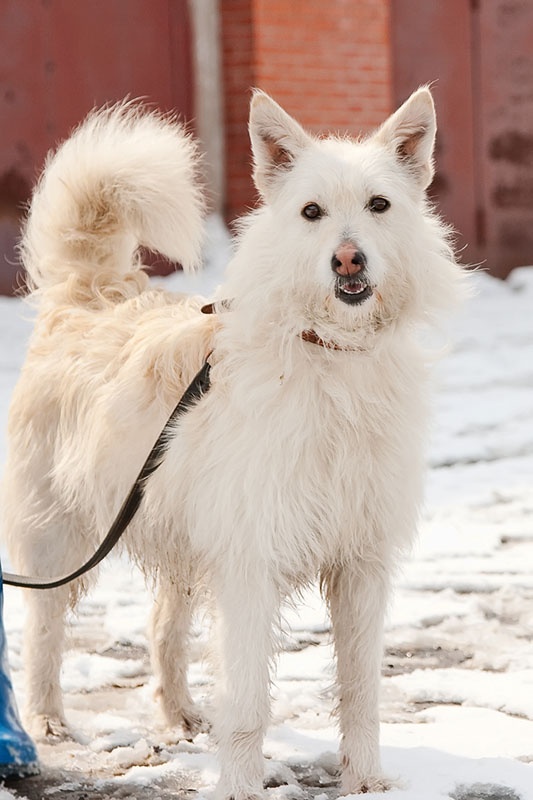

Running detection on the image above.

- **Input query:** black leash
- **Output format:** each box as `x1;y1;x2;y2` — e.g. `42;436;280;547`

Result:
2;358;212;590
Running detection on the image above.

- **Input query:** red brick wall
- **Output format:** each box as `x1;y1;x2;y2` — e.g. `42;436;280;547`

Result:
221;0;392;221
220;0;256;220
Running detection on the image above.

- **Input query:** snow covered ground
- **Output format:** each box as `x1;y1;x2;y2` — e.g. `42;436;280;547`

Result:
0;223;532;800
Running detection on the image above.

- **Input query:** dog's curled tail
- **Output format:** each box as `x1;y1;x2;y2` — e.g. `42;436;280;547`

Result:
21;101;205;305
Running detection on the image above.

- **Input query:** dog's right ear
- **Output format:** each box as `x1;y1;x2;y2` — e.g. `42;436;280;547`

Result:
249;91;312;200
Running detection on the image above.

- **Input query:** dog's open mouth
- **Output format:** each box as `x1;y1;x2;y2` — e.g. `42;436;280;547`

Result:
335;277;374;305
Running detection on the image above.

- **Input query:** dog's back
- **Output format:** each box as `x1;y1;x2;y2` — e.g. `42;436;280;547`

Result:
4;101;216;538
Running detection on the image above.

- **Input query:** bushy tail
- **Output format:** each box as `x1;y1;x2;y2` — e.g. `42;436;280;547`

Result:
21;101;205;305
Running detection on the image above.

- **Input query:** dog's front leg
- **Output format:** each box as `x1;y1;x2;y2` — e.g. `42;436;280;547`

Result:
214;570;279;800
324;558;393;794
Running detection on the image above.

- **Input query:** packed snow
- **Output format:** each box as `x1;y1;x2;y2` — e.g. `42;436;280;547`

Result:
0;218;532;799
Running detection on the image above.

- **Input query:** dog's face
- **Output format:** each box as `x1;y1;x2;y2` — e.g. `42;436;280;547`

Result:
237;88;460;342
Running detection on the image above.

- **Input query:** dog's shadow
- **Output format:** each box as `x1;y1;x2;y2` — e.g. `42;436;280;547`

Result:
4;766;198;799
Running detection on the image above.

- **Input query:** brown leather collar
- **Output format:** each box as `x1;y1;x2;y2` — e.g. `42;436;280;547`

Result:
201;300;232;315
201;301;354;352
299;329;351;350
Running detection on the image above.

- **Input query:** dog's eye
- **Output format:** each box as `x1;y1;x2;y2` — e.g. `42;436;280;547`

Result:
301;203;323;221
368;196;390;214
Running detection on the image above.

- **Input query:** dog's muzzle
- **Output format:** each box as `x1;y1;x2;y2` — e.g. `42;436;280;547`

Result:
331;244;374;306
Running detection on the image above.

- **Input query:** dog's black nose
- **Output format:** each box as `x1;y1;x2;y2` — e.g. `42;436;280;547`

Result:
331;244;367;277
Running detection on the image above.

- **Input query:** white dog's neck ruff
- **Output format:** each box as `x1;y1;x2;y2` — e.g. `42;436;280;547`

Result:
201;300;361;352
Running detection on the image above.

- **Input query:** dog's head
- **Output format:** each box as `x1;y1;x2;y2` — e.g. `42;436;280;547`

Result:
226;88;464;348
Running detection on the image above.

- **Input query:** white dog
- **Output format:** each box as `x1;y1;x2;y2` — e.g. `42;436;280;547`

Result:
2;88;464;797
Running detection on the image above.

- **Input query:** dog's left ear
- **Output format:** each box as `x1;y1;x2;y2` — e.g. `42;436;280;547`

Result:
375;87;436;189
249;90;313;199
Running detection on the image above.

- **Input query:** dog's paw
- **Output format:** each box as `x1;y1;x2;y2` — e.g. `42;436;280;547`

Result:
28;714;73;742
157;686;210;740
215;778;265;800
341;774;396;794
180;704;211;740
157;687;209;740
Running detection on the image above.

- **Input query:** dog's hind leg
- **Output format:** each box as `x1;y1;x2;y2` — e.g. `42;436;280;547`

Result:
23;583;72;741
150;578;207;738
323;558;394;795
6;504;94;742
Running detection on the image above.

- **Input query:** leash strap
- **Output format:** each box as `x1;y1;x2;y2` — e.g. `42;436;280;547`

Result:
2;358;212;590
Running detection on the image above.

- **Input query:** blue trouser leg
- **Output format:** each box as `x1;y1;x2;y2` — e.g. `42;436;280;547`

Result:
0;561;39;779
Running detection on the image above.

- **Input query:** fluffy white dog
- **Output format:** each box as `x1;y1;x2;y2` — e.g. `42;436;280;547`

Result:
2;88;464;797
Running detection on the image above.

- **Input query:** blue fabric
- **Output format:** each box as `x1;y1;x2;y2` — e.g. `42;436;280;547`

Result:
0;562;39;778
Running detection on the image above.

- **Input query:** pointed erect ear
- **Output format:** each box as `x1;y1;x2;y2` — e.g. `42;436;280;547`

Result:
375;87;437;189
249;90;313;198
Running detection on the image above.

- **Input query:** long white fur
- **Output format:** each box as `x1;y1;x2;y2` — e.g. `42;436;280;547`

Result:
2;91;465;797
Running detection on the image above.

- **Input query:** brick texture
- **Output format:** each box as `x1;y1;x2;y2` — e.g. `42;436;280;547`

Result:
220;0;392;221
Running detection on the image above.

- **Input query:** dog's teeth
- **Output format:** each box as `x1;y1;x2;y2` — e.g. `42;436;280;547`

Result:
343;283;366;294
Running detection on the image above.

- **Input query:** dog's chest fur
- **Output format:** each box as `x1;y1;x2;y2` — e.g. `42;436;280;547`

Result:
156;336;427;583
